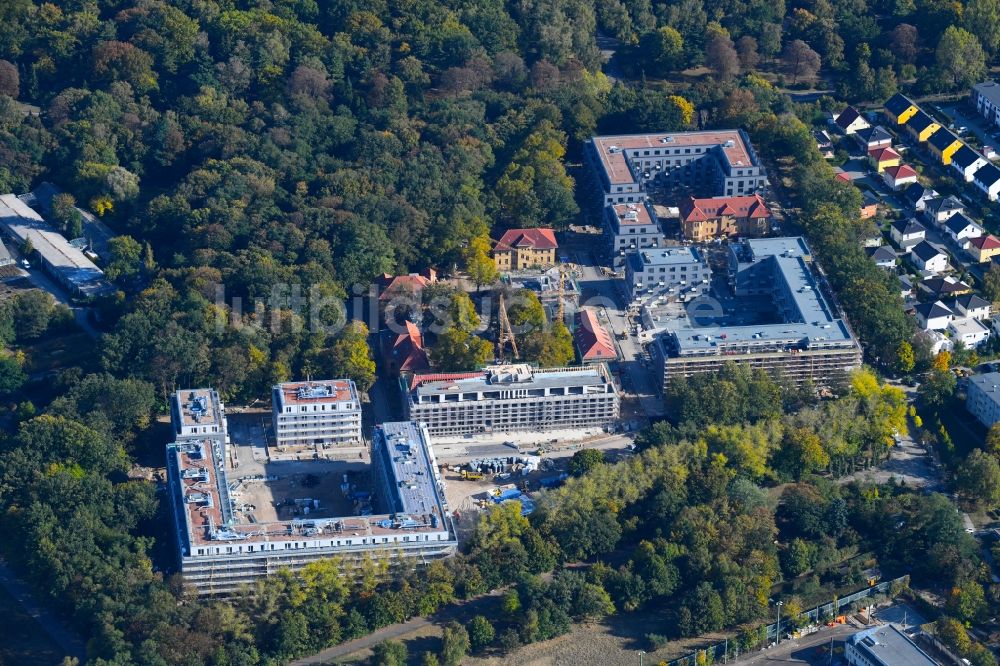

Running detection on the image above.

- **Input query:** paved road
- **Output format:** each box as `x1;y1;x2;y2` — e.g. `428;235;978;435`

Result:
290;589;506;665
728;625;857;666
0;559;86;663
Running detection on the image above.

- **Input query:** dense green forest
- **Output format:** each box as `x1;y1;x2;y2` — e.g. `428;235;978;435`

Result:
0;0;999;663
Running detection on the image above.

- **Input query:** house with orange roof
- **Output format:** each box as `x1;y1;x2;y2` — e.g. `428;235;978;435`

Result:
678;194;772;242
493;228;558;270
575;309;618;363
868;146;901;173
383;320;430;375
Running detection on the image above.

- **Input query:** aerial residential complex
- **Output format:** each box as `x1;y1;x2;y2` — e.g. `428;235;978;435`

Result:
605;201;666;265
271;380;363;451
586;129;767;206
650;237;862;391
166;390;457;595
403;364;620;438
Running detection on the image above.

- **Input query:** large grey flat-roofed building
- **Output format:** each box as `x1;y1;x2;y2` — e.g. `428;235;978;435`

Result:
605;201;666;267
272;379;363;451
586;130;767;206
845;626;939;666
651;237;862;391
966;372;1000;427
167;397;457;595
973;81;1000;128
403;364;620;438
0;194;113;299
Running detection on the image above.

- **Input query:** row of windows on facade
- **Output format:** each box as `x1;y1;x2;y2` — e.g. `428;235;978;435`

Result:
193;532;448;556
283;403;357;412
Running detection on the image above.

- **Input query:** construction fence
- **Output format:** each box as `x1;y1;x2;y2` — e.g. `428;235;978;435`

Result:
657;575;910;666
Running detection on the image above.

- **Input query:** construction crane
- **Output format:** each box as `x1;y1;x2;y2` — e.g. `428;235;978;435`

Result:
497;292;519;362
555;263;567;323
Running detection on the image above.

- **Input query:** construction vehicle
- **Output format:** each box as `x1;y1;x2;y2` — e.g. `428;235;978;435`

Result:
461;470;484;480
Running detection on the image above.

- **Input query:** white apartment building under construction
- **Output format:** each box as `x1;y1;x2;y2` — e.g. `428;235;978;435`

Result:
403;364;620;438
271;379;363;451
166;391;457;595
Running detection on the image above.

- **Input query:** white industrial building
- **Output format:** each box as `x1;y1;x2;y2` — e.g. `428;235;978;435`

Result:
845;625;938;666
404;364;620;439
271;380;363;451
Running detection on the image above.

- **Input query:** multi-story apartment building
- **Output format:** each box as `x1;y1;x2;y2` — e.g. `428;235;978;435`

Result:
271;380;363;451
651;237;862;391
845;626;937;666
492;228;558;271
605;201;666;267
678;194;772;242
973;81;1000;129
625;245;711;303
167;402;457;596
966;372;1000;427
585;130;767;206
403;364;620;438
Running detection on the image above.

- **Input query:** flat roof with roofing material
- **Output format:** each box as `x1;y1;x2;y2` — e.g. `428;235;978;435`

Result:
274;380;358;407
592;130;755;186
375;421;448;520
628;246;704;271
410;364;615;399
663;237;857;354
168;421;448;552
975;81;1000;107
611;202;654;226
951;317;989;337
0;194;112;297
848;626;938;666
175;389;223;429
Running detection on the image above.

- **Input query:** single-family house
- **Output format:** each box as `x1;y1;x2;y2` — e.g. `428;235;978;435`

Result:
949;317;991;348
868;146;901;173
918;276;972;299
890;218;926;247
972;81;1000;128
902;183;938;212
950;144;988;182
899;274;915;299
814;130;834;159
884;93;919;126
926;128;963;165
944;213;984;248
905;110;941;143
920;329;954;354
910;240;949;273
883;163;918;190
923;195;965;225
834;169;852;183
970;234;1000;263
914;300;955;330
973;162;1000;201
835;106;871;134
856;125;893;151
860;190;879;220
866;245;897;269
953;294;992;320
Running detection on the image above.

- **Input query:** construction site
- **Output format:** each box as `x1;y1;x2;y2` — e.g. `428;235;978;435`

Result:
165;391;458;596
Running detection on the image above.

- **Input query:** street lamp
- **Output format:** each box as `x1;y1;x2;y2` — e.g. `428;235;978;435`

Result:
638;650;646;666
774;600;784;646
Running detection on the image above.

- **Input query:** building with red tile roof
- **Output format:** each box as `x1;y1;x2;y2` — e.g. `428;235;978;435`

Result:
970;234;1000;263
383;320;430;374
378;268;437;302
678;194;772;242
575;309;617;363
882;164;918;190
493;228;558;270
867;146;901;173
